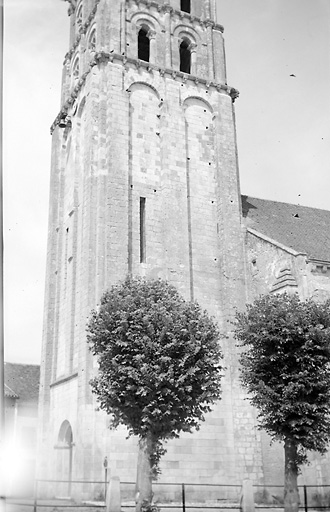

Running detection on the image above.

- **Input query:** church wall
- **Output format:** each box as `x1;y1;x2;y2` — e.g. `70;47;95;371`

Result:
307;263;330;302
38;56;265;490
244;230;330;486
244;232;305;299
39;0;267;495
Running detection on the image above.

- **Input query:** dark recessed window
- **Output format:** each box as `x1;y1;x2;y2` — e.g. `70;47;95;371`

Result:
138;28;150;62
180;40;191;73
72;58;80;79
140;197;146;263
181;0;191;13
88;29;96;51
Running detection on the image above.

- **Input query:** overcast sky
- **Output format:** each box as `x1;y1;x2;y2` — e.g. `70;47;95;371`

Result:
4;0;330;364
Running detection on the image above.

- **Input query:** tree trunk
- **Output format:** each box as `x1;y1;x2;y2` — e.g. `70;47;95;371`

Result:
135;434;154;512
284;438;299;512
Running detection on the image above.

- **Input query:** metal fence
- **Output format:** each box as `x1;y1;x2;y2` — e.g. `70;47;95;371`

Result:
2;480;330;512
253;484;330;512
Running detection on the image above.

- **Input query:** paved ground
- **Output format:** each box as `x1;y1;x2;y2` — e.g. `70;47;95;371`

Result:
0;499;104;512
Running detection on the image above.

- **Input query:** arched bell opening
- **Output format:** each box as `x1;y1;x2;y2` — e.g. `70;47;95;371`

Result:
138;27;150;62
181;0;191;13
180;39;191;74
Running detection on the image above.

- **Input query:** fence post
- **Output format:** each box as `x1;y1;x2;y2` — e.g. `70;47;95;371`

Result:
0;496;5;512
104;456;108;501
181;483;186;512
241;480;255;512
33;479;38;512
106;476;121;512
304;485;308;512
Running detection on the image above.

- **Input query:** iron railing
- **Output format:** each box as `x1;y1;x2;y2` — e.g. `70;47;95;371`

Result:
3;480;330;511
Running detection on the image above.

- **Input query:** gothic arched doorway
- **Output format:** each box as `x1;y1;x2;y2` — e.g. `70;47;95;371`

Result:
55;420;73;497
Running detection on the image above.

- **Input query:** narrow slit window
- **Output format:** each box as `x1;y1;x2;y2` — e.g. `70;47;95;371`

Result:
72;58;80;79
88;29;96;51
138;28;150;62
181;0;191;13
140;197;146;263
180;40;191;73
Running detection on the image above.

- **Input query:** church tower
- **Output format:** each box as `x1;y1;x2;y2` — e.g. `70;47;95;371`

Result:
38;0;264;495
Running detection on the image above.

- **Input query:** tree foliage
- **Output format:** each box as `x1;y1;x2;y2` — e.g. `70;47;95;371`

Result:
234;292;330;465
87;277;223;471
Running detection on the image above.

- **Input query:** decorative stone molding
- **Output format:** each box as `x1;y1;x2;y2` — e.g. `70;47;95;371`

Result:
229;87;240;102
310;260;330;275
147;29;157;40
63;0;100;64
271;267;298;294
128;0;224;33
50;68;90;134
163;5;174;15
51;52;239;132
204;19;213;28
64;0;76;15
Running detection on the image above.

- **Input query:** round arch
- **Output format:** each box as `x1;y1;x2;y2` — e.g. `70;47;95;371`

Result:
183;96;214;114
128;81;161;102
173;25;200;46
55;421;74;497
58;420;73;446
87;26;96;51
130;11;161;32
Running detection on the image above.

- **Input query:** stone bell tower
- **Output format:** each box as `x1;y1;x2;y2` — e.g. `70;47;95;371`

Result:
38;0;264;495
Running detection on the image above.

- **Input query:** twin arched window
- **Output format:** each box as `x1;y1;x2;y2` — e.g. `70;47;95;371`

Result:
136;24;194;74
138;27;150;62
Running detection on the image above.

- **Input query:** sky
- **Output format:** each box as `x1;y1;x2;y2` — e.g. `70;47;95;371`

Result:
3;0;330;364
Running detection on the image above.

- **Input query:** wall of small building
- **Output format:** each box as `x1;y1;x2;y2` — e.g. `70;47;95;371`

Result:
4;398;38;496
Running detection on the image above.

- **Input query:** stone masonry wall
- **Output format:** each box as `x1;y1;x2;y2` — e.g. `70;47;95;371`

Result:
38;0;265;494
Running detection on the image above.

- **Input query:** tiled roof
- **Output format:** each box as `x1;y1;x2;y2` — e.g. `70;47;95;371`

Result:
242;196;330;263
4;363;40;402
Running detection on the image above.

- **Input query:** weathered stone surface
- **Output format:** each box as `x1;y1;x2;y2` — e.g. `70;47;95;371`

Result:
38;0;330;497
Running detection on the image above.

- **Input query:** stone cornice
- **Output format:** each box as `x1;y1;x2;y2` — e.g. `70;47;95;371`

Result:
129;0;224;32
51;51;239;133
50;372;78;388
64;0;100;64
309;259;330;269
63;0;77;14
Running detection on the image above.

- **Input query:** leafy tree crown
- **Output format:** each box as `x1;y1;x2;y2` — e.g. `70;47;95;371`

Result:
87;277;223;443
234;293;330;462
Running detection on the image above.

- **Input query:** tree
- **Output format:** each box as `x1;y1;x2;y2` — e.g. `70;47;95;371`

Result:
234;293;330;512
87;277;223;512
